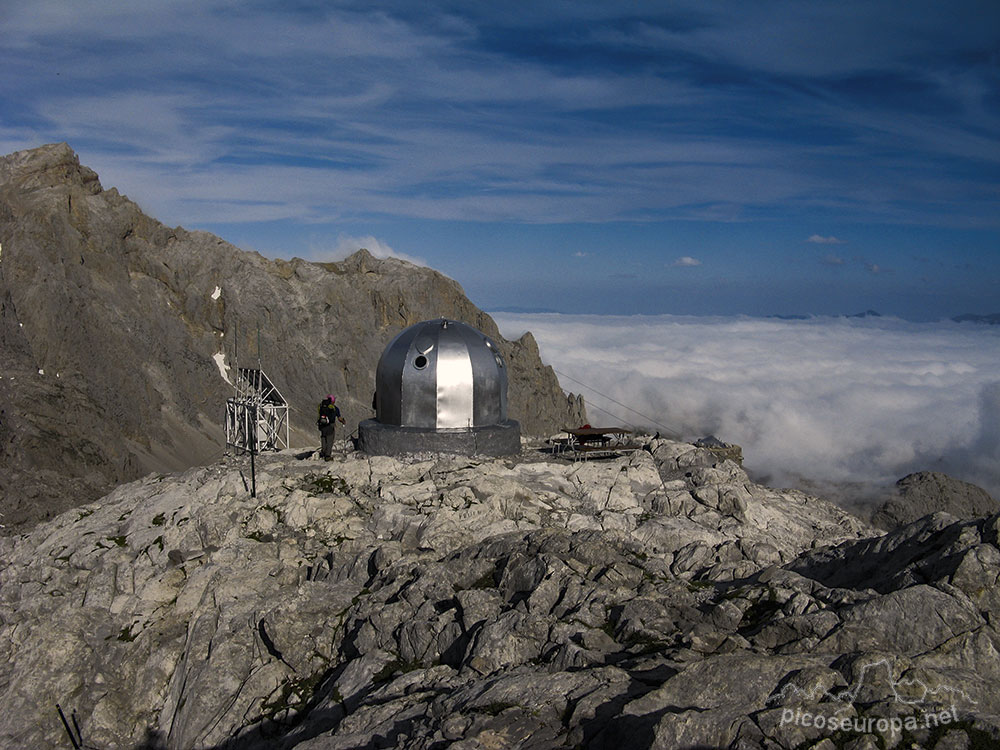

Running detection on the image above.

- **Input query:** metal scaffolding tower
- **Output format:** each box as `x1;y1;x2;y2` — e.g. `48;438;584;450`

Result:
226;367;289;454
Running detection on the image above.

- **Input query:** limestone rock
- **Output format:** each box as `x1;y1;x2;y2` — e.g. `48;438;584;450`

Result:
872;471;998;531
0;143;584;529
2;438;997;748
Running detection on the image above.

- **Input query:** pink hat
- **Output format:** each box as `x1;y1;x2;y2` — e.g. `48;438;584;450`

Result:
328;395;336;402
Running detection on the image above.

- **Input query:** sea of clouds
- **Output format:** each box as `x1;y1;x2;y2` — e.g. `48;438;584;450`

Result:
493;313;1000;502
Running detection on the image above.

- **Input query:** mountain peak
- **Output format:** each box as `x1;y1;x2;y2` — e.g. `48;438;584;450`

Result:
0;143;585;529
0;142;103;194
332;247;423;274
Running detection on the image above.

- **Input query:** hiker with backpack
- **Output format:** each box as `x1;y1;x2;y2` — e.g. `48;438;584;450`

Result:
317;395;345;459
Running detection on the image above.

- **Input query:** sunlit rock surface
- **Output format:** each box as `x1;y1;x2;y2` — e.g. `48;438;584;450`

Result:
2;438;998;749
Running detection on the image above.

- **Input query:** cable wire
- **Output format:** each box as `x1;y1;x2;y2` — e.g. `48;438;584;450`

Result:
553;367;682;439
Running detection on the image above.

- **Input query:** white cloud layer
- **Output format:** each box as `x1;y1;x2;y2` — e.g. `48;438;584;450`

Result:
493;313;1000;501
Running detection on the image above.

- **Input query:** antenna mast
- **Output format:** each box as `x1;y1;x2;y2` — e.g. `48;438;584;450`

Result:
224;321;289;497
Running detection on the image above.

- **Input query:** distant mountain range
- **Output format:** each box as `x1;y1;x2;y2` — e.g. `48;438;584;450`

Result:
487;306;563;315
493;308;893;319
500;308;1000;323
770;310;1000;323
768;310;883;320
953;313;1000;325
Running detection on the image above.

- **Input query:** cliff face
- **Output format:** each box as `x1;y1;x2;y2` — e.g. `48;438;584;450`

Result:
0;143;585;528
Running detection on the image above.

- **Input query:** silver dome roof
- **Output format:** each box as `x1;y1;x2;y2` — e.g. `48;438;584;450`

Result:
374;319;508;429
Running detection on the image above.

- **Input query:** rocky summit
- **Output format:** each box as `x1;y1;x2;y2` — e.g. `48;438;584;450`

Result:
0;143;584;529
2;437;999;750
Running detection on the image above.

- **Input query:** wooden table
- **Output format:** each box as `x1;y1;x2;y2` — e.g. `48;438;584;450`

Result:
560;427;637;460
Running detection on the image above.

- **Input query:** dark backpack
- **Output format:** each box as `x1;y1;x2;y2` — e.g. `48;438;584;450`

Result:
318;401;337;427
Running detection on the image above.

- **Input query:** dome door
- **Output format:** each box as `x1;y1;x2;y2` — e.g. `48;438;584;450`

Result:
435;332;474;428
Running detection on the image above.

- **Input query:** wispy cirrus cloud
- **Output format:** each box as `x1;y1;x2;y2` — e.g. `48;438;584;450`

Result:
0;0;996;231
2;1;997;321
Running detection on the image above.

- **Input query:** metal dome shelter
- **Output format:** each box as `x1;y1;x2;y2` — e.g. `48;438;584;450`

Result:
358;319;521;455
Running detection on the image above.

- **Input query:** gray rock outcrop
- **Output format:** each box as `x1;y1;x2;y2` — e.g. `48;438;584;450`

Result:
2;438;997;749
0;143;584;529
872;471;999;531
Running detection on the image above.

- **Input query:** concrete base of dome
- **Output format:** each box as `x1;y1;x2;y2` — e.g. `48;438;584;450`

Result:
357;419;521;456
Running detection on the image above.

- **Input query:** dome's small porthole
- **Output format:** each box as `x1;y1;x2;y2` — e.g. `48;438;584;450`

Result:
494;353;505;368
414;355;428;369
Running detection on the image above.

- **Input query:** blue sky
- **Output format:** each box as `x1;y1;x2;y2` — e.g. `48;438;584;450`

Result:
2;0;997;319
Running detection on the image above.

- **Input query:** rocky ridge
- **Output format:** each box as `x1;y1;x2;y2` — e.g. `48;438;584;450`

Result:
872;471;999;531
2;438;998;749
0;143;584;529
